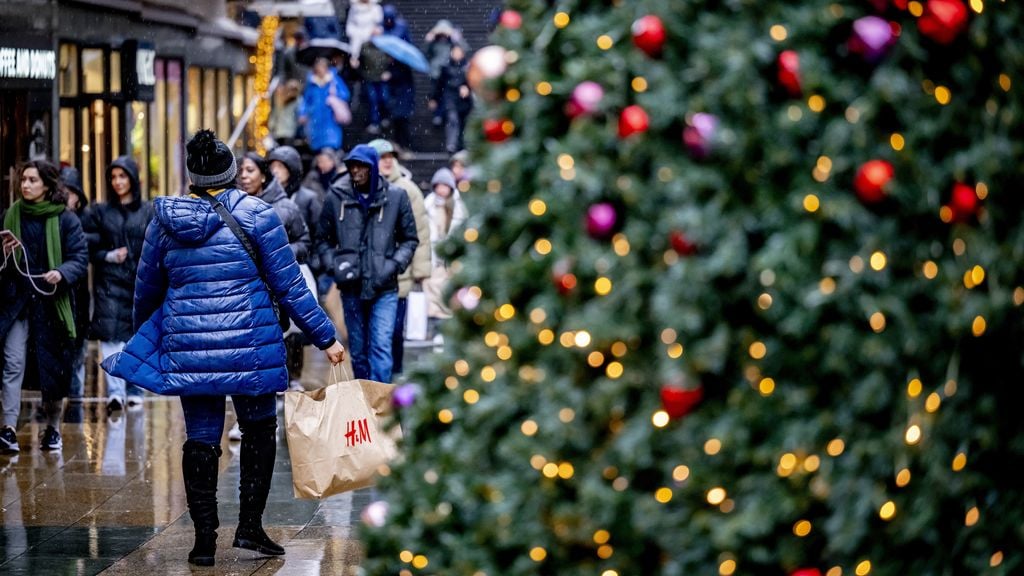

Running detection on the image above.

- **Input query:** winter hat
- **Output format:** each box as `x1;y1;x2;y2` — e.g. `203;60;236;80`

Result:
186;129;236;189
431;167;457;191
367;139;396;158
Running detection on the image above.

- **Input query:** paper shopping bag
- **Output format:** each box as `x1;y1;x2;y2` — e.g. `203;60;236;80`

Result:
284;376;401;499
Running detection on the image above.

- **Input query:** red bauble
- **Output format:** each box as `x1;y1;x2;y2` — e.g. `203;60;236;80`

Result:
632;15;666;57
949;182;979;221
499;10;523;30
777;50;802;97
483;118;512;143
660;384;703;419
791;570;823;576
669;230;698;256
918;0;969;44
618;105;649;138
551;259;577;295
853;160;895;204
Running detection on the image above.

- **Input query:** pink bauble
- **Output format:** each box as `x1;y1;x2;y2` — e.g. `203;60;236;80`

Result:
850;16;895;61
586;203;618;240
567;81;604;118
683;112;719;159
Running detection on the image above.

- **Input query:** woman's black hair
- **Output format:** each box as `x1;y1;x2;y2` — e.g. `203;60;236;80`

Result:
20;159;67;204
239;152;272;185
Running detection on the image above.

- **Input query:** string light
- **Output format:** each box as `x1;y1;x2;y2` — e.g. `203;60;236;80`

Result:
253;15;280;155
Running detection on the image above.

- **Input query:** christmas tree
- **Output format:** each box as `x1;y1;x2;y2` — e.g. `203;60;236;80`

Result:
361;1;1024;574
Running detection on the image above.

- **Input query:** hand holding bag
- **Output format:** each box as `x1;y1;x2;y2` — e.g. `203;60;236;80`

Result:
284;365;401;499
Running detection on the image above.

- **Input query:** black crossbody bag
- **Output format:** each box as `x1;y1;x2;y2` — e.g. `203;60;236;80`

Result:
196;190;291;332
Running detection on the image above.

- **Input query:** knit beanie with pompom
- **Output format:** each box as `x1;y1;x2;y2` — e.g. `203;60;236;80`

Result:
186;129;236;189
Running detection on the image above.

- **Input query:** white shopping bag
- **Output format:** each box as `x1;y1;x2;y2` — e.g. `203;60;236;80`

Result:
405;290;429;341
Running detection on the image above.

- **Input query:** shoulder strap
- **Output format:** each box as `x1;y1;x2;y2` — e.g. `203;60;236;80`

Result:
195;190;267;282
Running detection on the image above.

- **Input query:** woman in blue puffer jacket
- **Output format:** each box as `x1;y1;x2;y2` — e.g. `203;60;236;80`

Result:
104;130;345;567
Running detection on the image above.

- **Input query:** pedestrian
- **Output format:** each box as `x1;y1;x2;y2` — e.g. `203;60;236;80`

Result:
239;151;314;393
299;56;351;153
301;147;340;200
1;160;88;453
359;33;392;136
316;144;417;384
60;166;91;402
269;79;302;148
267;146;322;242
345;0;383;67
381;5;416;151
104;130;345;566
424;19;465;128
423;167;467;321
432;44;474;154
449;149;473;186
82;156;154;412
367;139;431;374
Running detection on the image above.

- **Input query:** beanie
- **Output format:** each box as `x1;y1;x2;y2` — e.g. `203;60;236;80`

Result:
367;139;395;157
186;129;237;189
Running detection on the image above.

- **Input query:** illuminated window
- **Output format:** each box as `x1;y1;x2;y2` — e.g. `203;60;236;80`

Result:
82;48;104;93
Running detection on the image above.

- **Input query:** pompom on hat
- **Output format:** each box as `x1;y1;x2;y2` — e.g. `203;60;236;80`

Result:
186;129;237;189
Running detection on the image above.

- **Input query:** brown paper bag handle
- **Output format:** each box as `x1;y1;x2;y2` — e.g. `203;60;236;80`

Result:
330;363;351;384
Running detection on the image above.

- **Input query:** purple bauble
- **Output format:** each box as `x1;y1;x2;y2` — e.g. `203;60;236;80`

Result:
361;500;389;527
850;16;894;61
683;112;719;159
568;81;604;118
392;384;421;408
586;203;618;240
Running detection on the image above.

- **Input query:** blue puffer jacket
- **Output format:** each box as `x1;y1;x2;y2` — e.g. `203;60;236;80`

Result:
102;188;337;396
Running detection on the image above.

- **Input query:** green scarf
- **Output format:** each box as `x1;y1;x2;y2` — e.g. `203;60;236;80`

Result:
3;200;76;339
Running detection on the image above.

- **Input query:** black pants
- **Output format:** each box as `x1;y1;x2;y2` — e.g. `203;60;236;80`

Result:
391;296;407;375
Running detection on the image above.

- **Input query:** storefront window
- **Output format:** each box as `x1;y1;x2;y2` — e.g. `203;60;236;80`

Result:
217;69;230;142
110;51;121;94
59;44;78;97
81;108;92;201
151;59;166;197
59;108;75;167
187;66;201;135
129;102;149;199
92;100;107;203
167;60;182;195
110;105;121;159
82;48;104;93
202;68;216;132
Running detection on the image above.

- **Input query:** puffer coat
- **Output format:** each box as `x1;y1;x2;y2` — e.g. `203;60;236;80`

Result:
82;156;155;342
102;188;336;396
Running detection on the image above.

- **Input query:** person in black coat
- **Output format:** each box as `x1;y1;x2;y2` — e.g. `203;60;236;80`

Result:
316;144;418;384
431;44;474;154
82;156;155;412
61;166;92;401
1;160;89;453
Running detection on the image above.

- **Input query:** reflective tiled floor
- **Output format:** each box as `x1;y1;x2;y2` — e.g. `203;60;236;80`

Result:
0;340;426;575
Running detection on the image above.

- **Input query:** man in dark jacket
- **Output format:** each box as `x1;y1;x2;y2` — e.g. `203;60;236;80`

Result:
316;144;418;383
82;156;154;412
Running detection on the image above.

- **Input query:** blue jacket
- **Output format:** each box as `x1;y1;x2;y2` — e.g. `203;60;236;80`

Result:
102;188;337;396
299;67;350;152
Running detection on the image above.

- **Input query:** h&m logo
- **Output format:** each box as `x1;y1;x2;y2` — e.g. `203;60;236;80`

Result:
345;418;371;447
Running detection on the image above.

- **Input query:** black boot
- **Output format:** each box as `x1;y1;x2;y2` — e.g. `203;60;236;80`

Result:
233;416;285;556
182;440;222;566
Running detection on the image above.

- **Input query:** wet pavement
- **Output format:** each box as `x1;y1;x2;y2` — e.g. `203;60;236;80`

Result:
0;338;437;575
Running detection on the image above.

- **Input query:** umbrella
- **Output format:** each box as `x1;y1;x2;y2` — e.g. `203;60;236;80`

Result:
296;38;352;66
370;34;430;73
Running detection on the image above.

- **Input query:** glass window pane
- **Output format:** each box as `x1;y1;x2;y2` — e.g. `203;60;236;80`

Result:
217;70;230;143
82;48;104;93
93;100;107;203
59;107;75;166
81;108;92;201
187;67;201;136
59;44;78;97
232;74;244;120
152;60;166;197
167;60;182;195
110;105;121;159
110;51;121;93
129;102;150;199
202;69;216;131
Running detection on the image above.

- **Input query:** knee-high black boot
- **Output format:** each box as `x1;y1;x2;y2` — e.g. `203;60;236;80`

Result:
182;440;222;566
233;416;285;556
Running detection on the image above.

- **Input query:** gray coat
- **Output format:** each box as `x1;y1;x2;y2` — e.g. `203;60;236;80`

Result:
257;178;311;264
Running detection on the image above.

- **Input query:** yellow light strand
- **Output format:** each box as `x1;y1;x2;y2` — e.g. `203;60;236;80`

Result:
253;15;280;155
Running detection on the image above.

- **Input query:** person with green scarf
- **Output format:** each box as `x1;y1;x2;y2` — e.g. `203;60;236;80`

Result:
0;160;88;454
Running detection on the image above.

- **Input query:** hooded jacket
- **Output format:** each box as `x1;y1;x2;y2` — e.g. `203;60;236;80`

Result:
425;168;468;268
257;177;311;264
268;146;324;240
82;156;155;342
316;144;418;300
102;188;336;396
384;161;431;297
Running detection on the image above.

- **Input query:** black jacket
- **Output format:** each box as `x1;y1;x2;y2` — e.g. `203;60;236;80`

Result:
317;166;418;300
433;56;473;114
0;207;88;399
257;177;311;264
82;156;155;342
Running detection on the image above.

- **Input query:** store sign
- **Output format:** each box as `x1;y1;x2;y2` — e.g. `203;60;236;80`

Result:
0;47;56;80
122;40;156;102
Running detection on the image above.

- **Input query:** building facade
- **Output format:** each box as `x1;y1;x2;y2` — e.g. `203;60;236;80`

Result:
1;0;257;209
